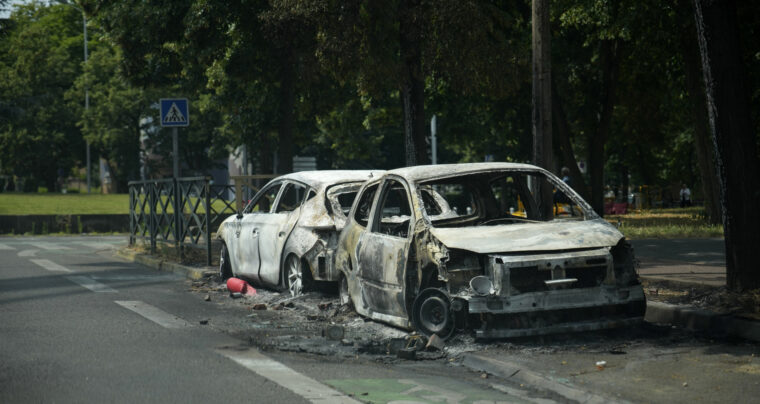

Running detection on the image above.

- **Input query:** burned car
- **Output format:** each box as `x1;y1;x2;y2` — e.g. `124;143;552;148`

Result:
217;170;380;296
335;163;646;339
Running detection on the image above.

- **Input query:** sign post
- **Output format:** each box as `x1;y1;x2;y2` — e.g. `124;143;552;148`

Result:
159;98;190;257
159;98;190;179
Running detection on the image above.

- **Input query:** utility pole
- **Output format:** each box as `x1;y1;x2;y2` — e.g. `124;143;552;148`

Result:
60;1;90;193
83;9;90;193
532;0;553;217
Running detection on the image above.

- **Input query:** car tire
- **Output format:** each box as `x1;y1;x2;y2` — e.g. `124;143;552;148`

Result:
412;288;455;340
284;255;306;297
219;243;232;280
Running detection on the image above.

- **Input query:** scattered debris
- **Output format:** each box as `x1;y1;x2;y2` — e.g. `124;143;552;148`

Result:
426;334;446;351
203;294;211;301
199;319;209;325
323;325;345;341
397;347;417;360
227;277;256;296
596;361;607;370
252;303;267;311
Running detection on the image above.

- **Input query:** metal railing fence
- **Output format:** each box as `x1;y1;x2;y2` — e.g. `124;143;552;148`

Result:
128;175;276;265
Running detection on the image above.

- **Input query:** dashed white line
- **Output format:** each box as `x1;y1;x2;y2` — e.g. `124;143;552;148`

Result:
27;242;71;250
0;243;15;250
217;348;360;404
30;259;72;272
114;301;192;329
66;276;117;293
18;249;38;257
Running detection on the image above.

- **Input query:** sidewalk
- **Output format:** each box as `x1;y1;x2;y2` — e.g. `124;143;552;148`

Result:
631;238;726;287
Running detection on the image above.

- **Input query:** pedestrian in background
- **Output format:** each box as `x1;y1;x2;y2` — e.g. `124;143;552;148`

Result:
680;184;691;208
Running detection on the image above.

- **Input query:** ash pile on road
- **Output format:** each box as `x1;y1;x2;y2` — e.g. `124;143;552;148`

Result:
187;275;485;361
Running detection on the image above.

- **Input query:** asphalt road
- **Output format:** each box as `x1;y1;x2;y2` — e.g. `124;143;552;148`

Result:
0;236;539;404
631;238;726;286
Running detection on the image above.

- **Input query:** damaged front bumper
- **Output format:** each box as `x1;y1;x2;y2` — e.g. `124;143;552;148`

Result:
453;248;646;338
466;285;646;338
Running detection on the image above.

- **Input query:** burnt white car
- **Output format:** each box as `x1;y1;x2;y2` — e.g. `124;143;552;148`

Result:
335;163;646;339
217;170;380;296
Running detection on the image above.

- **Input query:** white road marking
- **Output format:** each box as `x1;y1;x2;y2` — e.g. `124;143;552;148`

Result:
218;349;360;404
114;301;192;329
66;276;117;293
18;249;38;257
0;243;15;250
28;242;71;250
30;259;72;272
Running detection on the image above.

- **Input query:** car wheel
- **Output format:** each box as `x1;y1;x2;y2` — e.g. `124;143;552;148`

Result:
412;288;455;339
219;243;232;280
339;274;352;308
284;255;305;297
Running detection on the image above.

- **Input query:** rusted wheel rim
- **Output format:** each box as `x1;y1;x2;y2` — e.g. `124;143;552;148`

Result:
419;295;449;333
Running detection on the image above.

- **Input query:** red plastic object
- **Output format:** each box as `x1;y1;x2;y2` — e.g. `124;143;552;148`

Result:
226;277;256;296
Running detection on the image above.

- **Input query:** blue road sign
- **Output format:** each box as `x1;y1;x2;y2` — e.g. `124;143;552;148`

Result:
160;98;189;127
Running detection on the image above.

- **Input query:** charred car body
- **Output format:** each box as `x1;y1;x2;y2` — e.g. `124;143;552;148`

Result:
335;163;646;339
217;170;380;296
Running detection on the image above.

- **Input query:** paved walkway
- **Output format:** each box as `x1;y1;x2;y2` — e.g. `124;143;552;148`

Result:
630;238;726;287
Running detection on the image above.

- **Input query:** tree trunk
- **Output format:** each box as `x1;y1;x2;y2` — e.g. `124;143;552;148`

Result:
588;39;620;216
694;0;760;291
399;0;427;167
532;0;553;218
681;26;721;224
277;49;295;174
552;80;590;201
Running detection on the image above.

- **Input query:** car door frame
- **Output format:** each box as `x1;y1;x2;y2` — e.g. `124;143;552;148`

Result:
256;180;312;287
231;180;285;283
355;175;415;320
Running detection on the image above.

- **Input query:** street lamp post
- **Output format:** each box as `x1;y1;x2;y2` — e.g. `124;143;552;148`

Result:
82;10;90;194
61;1;90;193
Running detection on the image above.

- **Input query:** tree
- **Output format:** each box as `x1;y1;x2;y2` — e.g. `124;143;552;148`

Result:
314;0;524;167
66;45;150;191
0;3;85;190
693;0;760;291
532;0;553;217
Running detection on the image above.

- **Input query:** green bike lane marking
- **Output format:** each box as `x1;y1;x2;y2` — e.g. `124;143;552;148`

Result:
325;378;528;404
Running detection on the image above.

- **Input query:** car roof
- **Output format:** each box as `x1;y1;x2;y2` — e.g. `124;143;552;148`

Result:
385;162;548;182
275;170;382;191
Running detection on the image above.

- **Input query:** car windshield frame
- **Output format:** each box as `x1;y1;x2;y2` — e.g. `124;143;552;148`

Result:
414;168;596;228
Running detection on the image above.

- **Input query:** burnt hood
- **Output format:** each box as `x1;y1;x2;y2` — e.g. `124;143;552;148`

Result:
428;219;623;254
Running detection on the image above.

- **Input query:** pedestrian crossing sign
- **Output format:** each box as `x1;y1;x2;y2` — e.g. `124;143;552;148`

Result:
160;98;189;127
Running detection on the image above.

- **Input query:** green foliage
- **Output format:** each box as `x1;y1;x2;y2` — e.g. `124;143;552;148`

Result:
0;3;85;189
0;0;756;207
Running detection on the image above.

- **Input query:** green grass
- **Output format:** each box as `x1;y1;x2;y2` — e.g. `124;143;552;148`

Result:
606;207;724;239
0;193;130;215
0;192;236;216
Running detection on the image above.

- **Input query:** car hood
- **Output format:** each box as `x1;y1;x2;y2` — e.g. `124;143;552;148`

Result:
428;218;623;254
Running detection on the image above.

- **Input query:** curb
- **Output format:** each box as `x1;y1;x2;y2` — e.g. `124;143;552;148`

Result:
116;248;213;280
461;354;625;404
644;301;760;342
639;275;721;289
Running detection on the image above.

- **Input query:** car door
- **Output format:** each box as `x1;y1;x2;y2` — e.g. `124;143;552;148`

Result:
234;182;283;282
257;181;309;286
356;178;414;318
